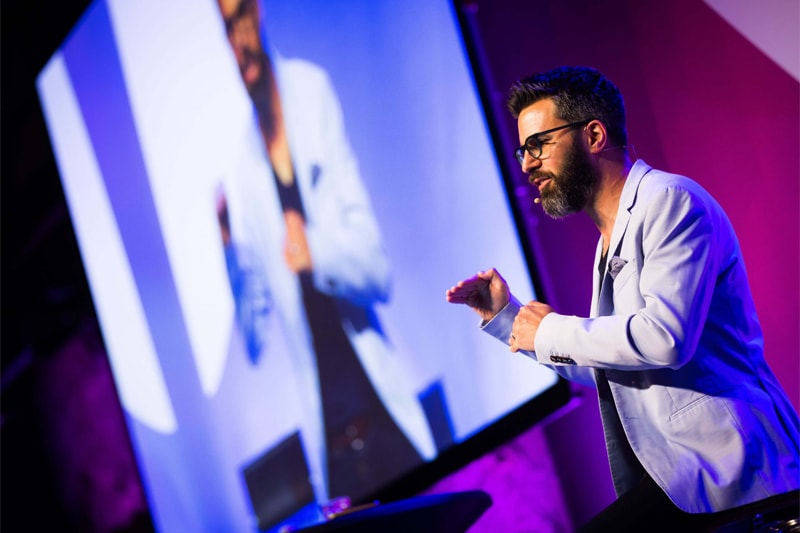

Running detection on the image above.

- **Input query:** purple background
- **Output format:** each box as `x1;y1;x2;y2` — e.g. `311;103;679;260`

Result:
2;0;797;531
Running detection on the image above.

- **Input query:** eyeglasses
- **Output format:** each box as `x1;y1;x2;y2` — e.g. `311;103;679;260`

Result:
514;119;592;165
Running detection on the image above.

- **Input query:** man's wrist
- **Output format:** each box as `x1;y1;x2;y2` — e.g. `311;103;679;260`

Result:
480;295;521;330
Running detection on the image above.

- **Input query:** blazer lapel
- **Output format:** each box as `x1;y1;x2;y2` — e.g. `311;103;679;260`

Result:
589;238;604;318
597;161;653;316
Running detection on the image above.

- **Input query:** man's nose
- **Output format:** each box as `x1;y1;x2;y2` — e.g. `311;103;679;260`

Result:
521;152;542;174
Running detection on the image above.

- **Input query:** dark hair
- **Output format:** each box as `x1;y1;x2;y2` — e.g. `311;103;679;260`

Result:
506;66;627;146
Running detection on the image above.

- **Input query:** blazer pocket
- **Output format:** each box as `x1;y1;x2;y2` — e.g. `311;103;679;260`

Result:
310;163;322;187
611;260;637;291
668;383;733;422
669;392;716;421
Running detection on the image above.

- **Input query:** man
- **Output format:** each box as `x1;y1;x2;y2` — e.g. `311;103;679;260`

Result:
446;66;799;530
216;0;435;505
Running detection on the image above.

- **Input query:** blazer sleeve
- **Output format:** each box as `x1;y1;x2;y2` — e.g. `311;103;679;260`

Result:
482;296;597;387
535;184;723;370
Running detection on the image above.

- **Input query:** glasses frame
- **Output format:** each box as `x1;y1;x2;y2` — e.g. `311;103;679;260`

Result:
514;119;592;165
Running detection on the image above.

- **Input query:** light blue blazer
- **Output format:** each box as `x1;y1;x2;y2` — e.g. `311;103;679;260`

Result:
485;160;799;513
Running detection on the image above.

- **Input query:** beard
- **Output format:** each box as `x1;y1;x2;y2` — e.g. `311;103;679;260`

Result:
243;47;269;98
245;51;280;137
535;136;599;219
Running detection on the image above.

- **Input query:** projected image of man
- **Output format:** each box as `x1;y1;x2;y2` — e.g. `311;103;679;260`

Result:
214;0;436;505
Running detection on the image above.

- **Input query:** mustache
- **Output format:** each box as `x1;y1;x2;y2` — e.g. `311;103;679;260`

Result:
528;170;556;184
240;47;262;73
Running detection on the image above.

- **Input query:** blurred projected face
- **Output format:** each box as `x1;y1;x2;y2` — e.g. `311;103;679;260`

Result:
219;0;265;93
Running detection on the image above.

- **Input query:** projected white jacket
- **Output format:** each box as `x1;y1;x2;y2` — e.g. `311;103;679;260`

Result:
222;55;436;501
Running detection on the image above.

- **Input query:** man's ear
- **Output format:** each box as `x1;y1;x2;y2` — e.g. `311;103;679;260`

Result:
585;119;609;153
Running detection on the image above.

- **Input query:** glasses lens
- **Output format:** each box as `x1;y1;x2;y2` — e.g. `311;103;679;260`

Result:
525;137;543;159
515;138;542;165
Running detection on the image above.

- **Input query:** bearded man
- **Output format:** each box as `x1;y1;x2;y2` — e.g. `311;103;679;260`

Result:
447;66;799;531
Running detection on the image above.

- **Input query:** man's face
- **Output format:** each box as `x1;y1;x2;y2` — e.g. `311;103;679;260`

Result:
218;0;264;92
517;100;599;218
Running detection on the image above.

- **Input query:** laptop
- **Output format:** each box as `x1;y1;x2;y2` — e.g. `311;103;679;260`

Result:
242;431;319;531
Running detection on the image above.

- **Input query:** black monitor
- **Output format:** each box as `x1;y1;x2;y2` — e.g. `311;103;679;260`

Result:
36;0;569;530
